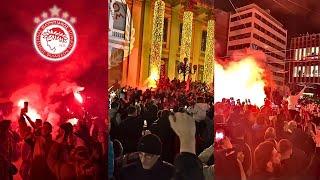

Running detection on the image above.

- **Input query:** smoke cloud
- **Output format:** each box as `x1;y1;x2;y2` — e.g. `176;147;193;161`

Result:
0;1;107;129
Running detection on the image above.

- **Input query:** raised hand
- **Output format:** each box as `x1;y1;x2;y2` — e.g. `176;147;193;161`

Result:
169;112;196;154
169;112;195;140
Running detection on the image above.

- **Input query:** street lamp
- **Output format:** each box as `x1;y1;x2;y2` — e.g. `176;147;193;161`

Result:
178;58;197;81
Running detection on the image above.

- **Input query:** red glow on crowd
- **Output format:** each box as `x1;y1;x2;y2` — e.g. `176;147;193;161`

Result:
5;82;85;136
67;118;79;126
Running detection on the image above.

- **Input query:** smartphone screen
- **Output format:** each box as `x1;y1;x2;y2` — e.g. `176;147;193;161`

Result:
24;102;29;113
215;131;224;141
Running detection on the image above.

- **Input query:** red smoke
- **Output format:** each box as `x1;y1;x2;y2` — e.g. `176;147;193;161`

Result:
218;49;275;88
0;1;107;131
215;49;275;107
7;82;85;135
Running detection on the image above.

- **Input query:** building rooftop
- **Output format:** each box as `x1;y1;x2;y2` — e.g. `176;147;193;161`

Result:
234;3;285;30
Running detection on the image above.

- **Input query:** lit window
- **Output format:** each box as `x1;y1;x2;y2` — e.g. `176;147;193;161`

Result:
299;48;302;60
311;66;314;77
302;66;305;77
315;66;319;77
298;66;302;77
295;49;298;60
312;47;316;55
303;48;306;59
293;66;298;77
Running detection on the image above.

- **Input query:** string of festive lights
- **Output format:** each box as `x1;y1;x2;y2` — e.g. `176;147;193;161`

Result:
179;11;193;63
203;19;215;84
149;0;165;87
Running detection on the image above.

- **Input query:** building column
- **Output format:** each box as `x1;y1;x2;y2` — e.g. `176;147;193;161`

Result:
139;0;152;87
167;5;180;80
126;0;144;88
179;0;195;80
148;0;165;87
203;18;215;84
179;10;193;64
192;20;203;81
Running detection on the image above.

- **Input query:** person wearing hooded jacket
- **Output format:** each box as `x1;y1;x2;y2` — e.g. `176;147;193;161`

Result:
119;134;174;180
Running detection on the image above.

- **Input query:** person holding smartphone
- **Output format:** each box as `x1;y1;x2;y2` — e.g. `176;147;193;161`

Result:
18;108;55;180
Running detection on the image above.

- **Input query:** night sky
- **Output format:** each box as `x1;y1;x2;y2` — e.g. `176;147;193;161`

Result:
215;0;320;40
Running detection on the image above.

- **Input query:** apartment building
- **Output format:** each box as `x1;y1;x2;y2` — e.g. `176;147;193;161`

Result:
287;33;320;84
227;3;287;87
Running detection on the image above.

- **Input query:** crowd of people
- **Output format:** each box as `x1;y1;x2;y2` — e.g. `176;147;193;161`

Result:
0;109;108;180
214;85;320;180
3;77;320;180
108;78;214;180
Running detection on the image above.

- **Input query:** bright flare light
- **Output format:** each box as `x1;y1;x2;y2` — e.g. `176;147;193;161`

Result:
214;57;266;107
17;100;41;120
18;100;25;108
74;91;83;104
148;69;159;88
67;118;79;126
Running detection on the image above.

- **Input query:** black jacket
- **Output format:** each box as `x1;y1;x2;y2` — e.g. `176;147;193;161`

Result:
232;138;252;175
150;118;178;164
119;116;143;154
174;152;204;180
215;148;241;180
280;157;303;180
119;159;174;180
303;154;320;180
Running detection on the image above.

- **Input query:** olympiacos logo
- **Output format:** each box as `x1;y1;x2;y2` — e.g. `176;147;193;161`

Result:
33;5;77;61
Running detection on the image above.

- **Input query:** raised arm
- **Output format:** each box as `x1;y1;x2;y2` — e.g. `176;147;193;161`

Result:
23;114;36;129
296;85;307;98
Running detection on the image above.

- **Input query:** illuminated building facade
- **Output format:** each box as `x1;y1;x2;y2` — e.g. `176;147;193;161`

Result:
287;33;320;85
227;4;287;87
108;0;216;88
